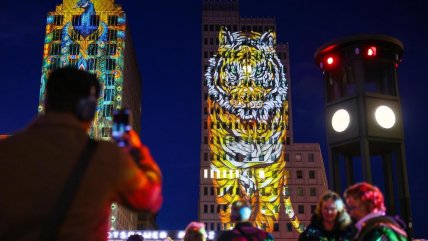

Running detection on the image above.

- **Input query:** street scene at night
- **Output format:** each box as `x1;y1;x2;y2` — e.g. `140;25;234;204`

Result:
0;0;427;240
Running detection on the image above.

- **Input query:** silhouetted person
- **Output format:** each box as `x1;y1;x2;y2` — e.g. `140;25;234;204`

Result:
344;182;407;241
127;234;144;241
0;67;162;241
184;222;207;241
298;191;354;241
217;200;274;241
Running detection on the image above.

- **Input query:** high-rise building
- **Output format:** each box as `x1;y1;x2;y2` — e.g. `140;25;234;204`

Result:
38;0;153;231
200;1;328;240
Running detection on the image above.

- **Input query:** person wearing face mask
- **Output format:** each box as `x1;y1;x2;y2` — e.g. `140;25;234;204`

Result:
298;191;354;241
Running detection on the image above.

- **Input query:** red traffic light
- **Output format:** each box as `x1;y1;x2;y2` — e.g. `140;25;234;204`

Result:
366;46;377;57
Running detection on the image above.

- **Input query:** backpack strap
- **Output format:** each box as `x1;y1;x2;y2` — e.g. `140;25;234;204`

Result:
39;138;98;241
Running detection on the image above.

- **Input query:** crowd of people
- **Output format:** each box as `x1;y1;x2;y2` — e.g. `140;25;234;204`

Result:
0;67;410;241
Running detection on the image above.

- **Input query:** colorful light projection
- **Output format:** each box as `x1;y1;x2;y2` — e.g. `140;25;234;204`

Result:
38;0;126;140
205;28;302;232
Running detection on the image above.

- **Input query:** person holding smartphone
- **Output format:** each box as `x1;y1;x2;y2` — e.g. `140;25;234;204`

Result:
0;67;162;241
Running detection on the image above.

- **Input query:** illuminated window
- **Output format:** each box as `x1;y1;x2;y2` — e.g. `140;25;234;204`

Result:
298;205;304;214
308;153;315;162
52;15;63;26
108;15;118;26
310;188;317;196
309;170;316;179
90;15;100;26
52;29;62;41
103;104;113;117
72;15;81;26
101;127;111;137
296;170;303;179
107;44;117;55
88;44;98;56
108;29;117;41
69;44;80;55
297;187;304;196
50;43;61;55
87;58;97;70
104;89;114;102
106;59;116;70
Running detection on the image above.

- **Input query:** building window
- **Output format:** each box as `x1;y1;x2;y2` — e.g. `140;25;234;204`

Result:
108;29;117;41
297;187;304;196
52;29;62;41
204;152;208;161
90;15;100;26
285;153;289;162
108;15;118;26
204;136;208;144
88;58;97;70
204;187;208;196
71;30;81;40
69;44;80;55
308;153;315;162
105;74;115;86
101;127;111;137
309;170;316;179
298;205;304;214
273;223;279;232
106;59;116;70
204;205;208;213
107;44;117;55
287;223;292;232
89;30;99;41
50;43;61;55
72;15;82;26
52;15;64;26
295;153;302;162
49;57;60;70
210;205;214;213
296;170;303;179
210;187;214;195
203;24;208;31
88;44;98;56
104;88;114;102
103;104;113;117
310;187;317;196
311;205;316;214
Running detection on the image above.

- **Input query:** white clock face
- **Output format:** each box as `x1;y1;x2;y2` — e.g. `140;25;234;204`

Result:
375;105;396;129
331;109;350;132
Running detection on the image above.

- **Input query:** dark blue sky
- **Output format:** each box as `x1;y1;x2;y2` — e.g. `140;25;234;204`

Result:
0;0;427;238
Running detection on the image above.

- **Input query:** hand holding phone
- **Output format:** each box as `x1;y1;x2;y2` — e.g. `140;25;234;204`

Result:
112;108;132;147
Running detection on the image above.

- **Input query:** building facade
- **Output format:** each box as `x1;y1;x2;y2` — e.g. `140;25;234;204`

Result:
200;1;328;240
38;0;153;231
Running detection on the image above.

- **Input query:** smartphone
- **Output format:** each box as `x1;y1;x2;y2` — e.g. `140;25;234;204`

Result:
112;108;132;147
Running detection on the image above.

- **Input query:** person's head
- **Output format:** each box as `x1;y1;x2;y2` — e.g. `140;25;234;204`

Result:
126;234;144;241
344;182;386;222
315;191;351;230
184;222;206;241
45;67;100;124
230;199;252;222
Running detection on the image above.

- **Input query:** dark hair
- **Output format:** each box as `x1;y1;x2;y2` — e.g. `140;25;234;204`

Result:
184;222;206;241
315;191;351;230
344;182;386;213
126;234;144;241
45;67;100;114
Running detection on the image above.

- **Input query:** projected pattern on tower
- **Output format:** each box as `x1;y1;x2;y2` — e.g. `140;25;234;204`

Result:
205;28;302;232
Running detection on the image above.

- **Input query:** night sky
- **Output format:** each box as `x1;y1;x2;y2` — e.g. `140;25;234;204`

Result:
1;0;427;238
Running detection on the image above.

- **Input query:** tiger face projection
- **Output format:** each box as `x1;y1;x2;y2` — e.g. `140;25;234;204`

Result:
205;28;302;232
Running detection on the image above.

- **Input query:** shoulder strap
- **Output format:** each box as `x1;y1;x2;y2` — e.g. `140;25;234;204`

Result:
39;138;98;241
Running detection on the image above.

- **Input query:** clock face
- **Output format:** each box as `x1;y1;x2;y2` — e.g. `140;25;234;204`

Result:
331;109;350;132
375;105;396;129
